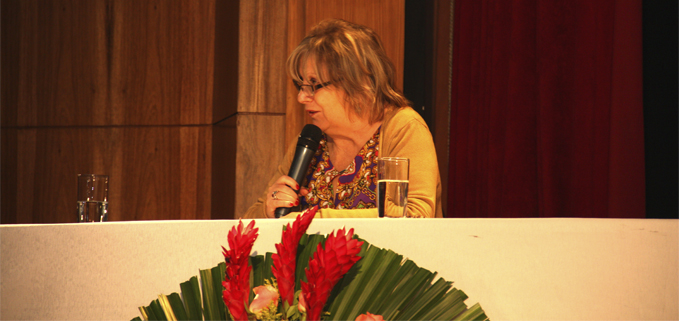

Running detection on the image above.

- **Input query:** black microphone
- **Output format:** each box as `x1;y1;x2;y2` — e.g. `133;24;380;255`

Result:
275;124;323;218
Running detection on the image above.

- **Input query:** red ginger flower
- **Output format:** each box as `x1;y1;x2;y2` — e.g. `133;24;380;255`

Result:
221;220;259;321
272;206;318;307
301;227;364;321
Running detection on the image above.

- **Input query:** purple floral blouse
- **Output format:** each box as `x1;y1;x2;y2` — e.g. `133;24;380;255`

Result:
300;128;380;210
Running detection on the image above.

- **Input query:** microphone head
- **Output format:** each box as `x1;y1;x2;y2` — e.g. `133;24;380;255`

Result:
297;124;323;151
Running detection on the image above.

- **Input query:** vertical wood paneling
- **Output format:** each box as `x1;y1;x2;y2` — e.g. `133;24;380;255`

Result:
1;129;19;223
12;0;108;127
5;0;215;127
213;0;239;122
119;127;211;220
211;119;237;219
238;0;289;113
225;0;290;218
3;126;212;223
2;0;217;223
1;0;21;128
234;114;286;217
210;0;239;219
109;0;215;125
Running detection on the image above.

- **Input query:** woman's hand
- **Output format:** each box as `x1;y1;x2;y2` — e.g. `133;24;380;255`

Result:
265;176;309;218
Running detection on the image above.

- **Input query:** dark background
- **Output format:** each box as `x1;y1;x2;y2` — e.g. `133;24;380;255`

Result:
642;0;678;219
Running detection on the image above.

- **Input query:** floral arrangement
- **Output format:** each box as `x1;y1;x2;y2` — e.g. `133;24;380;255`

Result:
133;206;489;321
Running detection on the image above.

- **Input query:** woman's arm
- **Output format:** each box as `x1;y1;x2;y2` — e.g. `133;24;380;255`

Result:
380;107;442;218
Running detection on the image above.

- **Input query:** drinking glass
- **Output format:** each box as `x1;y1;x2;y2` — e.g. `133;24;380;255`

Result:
377;157;409;218
77;174;109;222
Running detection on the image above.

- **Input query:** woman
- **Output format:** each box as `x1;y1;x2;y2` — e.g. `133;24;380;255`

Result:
243;19;442;218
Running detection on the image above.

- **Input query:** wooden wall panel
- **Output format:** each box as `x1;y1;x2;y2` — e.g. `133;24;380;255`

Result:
2;126;212;223
3;0;215;127
224;0;290;218
2;0;219;224
234;114;286;218
213;0;240;122
211;118;237;220
118;127;212;220
3;0;107;127
109;0;215;125
1;129;19;224
238;0;289;114
1;0;20;128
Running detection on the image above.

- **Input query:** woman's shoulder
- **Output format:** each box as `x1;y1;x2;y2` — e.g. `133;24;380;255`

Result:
383;106;429;129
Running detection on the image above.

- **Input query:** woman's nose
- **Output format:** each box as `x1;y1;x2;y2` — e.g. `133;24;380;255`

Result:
297;90;313;104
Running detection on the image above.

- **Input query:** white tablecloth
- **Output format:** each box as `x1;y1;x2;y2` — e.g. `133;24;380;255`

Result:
1;218;677;320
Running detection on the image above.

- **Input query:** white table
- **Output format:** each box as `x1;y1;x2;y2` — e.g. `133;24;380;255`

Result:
1;218;677;320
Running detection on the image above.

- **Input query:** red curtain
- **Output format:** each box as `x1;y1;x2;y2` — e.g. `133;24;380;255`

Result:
447;0;645;218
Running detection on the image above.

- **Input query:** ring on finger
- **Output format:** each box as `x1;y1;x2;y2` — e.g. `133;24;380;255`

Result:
272;190;279;200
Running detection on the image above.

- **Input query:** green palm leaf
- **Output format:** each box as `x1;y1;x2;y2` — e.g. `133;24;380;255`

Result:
166;293;188;320
179;276;202;320
251;252;275;291
295;233;325;287
199;267;221;320
139;297;167;321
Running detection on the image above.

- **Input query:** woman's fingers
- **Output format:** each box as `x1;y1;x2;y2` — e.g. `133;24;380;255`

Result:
276;175;300;191
270;188;300;206
266;176;302;217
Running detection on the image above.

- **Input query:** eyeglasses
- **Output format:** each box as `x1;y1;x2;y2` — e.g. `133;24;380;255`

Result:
294;81;332;98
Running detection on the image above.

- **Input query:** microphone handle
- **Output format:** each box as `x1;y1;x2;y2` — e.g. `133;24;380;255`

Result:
274;146;316;218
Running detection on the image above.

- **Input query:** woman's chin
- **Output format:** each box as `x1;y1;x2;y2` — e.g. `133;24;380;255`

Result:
309;120;328;132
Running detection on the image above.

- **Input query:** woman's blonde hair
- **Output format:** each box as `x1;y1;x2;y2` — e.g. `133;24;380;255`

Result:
287;19;410;123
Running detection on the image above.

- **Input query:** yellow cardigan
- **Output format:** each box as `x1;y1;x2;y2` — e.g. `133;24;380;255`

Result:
243;107;443;218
